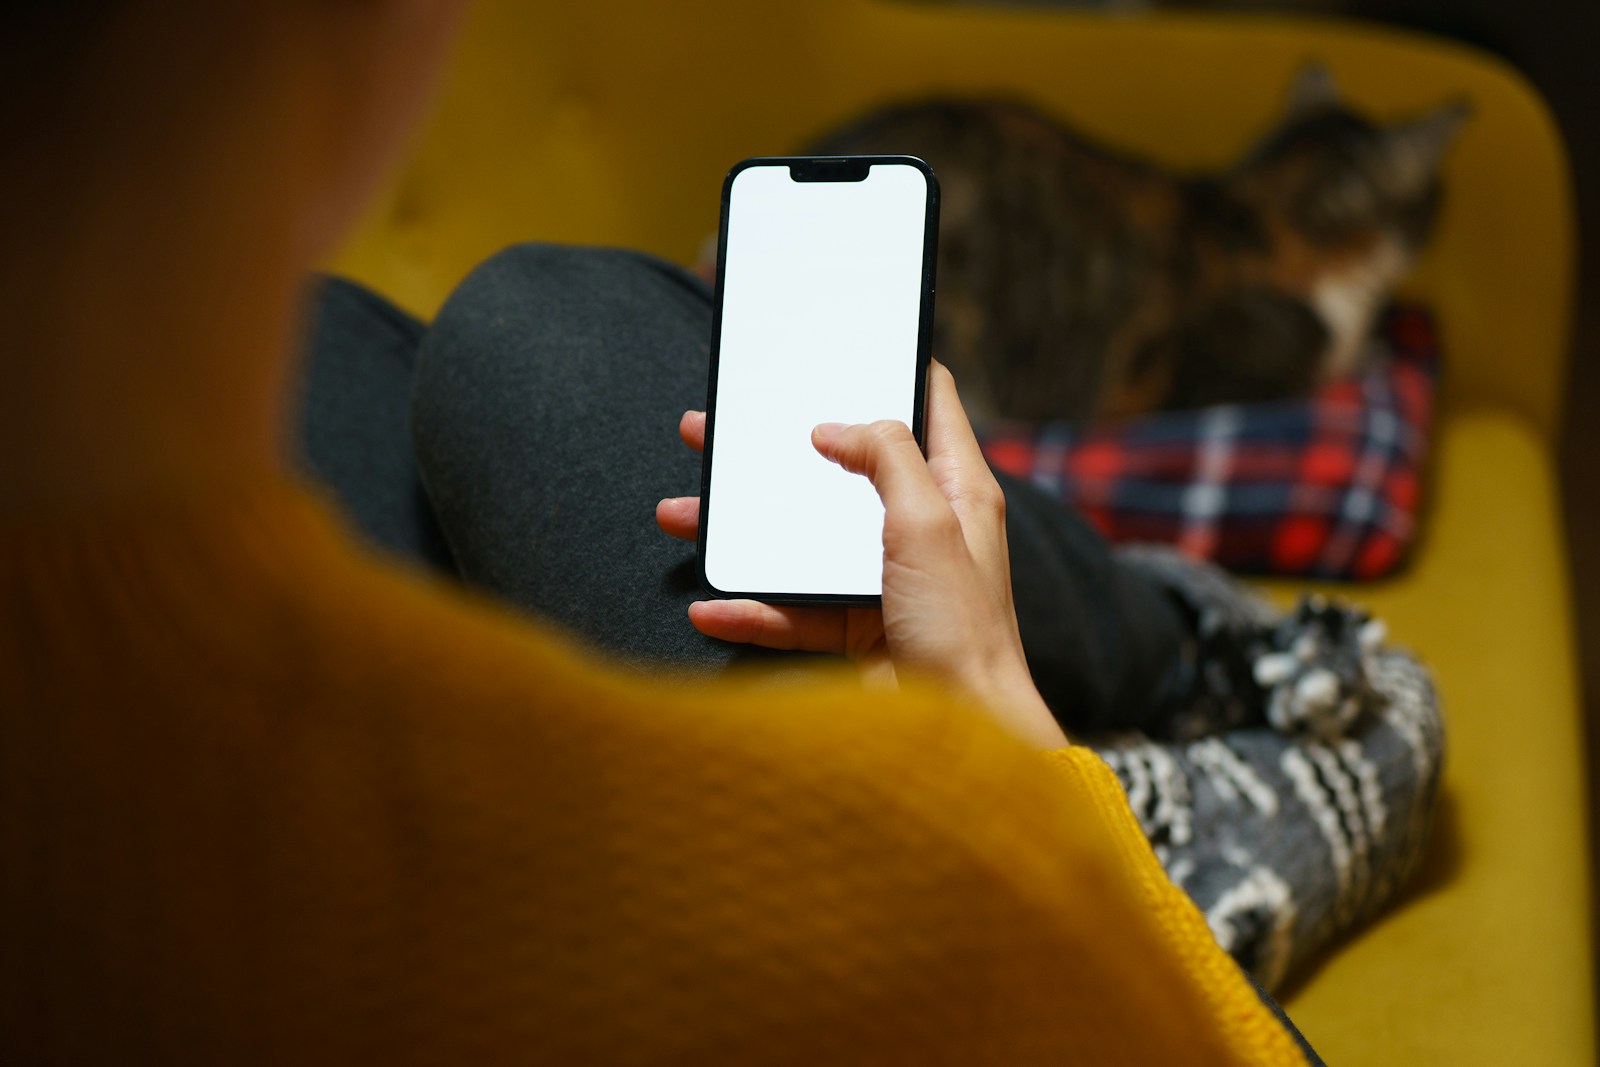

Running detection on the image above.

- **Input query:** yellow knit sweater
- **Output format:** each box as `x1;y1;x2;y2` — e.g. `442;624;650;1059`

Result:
0;482;1306;1064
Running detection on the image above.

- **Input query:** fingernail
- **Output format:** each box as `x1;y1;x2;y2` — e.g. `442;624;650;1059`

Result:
813;422;847;444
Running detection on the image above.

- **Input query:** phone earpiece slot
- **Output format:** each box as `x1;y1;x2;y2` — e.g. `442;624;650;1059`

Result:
790;158;872;182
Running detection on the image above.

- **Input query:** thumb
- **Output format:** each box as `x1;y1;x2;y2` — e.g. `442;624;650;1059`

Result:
812;419;916;475
812;419;951;528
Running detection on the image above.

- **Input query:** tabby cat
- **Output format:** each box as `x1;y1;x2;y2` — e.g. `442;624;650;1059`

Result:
801;67;1468;423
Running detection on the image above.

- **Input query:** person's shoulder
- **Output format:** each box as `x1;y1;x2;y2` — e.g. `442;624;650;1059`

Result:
321;532;1018;777
306;527;1070;844
191;507;1303;1062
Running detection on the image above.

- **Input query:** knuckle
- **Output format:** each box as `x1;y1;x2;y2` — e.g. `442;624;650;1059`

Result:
894;501;962;545
867;420;909;447
976;480;1006;519
856;421;909;477
947;472;1005;521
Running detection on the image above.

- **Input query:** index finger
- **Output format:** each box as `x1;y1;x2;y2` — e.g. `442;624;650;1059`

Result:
923;360;997;506
812;420;958;542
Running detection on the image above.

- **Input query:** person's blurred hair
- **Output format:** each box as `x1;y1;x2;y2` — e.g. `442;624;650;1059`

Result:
3;2;126;68
1;1;129;131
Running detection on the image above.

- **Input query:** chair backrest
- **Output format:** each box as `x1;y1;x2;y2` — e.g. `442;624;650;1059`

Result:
333;0;1574;440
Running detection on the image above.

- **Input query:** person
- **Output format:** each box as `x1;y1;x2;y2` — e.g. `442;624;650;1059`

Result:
300;251;1440;1003
0;1;1332;1062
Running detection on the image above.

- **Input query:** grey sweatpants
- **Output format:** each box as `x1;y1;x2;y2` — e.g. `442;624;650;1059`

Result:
298;243;1191;735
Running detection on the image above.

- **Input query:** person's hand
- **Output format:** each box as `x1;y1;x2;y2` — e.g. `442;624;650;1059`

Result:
656;361;1067;750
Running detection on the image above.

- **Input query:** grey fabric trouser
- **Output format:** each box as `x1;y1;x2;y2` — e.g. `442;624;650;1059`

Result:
296;243;1191;736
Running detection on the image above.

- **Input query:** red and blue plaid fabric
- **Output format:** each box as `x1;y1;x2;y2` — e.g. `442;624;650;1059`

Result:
978;304;1439;581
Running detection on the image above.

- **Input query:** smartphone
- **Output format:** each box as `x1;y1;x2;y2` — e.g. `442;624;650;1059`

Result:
697;155;939;604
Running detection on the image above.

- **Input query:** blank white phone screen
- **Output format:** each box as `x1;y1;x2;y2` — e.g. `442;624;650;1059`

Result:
704;162;930;598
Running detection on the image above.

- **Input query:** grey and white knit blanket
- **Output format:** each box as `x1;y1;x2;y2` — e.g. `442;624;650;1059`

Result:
1090;546;1444;993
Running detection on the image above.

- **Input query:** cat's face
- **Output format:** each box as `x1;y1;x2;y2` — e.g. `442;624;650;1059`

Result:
1230;67;1468;377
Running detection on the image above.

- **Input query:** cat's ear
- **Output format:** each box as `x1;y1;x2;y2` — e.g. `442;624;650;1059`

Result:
1383;99;1472;193
1286;62;1341;116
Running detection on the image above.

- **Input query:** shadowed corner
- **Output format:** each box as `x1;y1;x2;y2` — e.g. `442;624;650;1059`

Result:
1274;788;1462;1003
1400;788;1465;905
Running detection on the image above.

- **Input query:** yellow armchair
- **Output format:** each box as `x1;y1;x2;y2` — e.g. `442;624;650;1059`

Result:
333;3;1593;1062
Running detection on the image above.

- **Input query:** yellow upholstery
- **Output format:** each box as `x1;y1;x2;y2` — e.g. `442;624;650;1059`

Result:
332;2;1594;1062
1261;414;1591;1062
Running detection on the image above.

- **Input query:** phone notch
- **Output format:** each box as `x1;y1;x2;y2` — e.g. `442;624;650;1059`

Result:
789;158;871;182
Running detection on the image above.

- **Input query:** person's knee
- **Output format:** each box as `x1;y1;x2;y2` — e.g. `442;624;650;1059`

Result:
417;239;708;395
412;241;710;462
459;242;704;318
473;240;628;288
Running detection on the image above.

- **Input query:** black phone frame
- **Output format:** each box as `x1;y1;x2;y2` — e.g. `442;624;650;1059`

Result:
695;154;941;606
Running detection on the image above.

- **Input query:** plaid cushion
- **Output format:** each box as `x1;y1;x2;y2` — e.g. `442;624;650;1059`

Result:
978;305;1439;581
